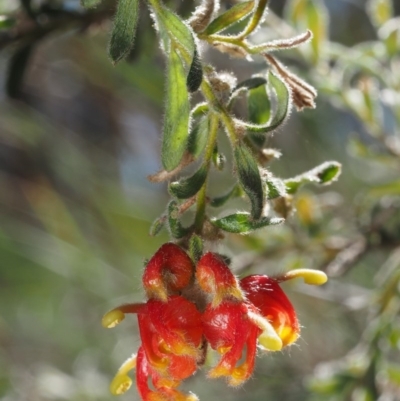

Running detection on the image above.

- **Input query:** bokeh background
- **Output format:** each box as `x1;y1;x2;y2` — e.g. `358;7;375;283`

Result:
1;0;400;400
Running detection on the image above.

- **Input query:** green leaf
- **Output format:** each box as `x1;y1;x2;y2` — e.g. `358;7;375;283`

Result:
285;161;342;194
242;71;290;133
167;200;190;239
234;144;264;220
189;234;203;263
81;0;101;9
155;4;195;56
266;177;286;199
108;0;140;63
187;116;209;159
248;82;270;147
149;215;166;236
210;185;243;207
211;212;284;234
186;48;203;92
169;165;208;199
232;76;267;94
204;1;255;35
162;46;191;171
237;0;269;38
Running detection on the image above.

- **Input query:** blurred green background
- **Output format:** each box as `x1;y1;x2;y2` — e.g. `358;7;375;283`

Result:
1;0;400;400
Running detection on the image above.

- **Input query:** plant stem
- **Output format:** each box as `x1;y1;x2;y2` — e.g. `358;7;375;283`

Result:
194;113;220;231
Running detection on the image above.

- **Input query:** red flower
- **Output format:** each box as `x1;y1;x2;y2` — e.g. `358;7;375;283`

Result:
103;243;203;401
103;244;327;400
196;253;283;386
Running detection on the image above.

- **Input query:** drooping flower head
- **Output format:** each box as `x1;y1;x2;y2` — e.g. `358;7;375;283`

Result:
103;243;328;400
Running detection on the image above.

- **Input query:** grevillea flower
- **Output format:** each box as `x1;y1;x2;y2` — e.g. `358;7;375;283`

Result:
103;243;327;400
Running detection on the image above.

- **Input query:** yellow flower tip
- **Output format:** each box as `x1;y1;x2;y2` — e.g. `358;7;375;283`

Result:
110;374;132;395
217;345;232;355
228;364;250;387
258;331;283;351
278;326;300;347
283;269;328;286
102;309;125;328
208;364;231;379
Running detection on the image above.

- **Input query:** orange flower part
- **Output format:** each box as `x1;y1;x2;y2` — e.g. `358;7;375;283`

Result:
136;346;199;401
104;296;203;399
138;296;203;376
202;300;263;386
196;252;244;307
142;243;195;302
240;275;300;347
197;253;282;386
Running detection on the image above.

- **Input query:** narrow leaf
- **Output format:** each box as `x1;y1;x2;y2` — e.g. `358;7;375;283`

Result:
285;161;342;194
187;116;209;159
204;1;255;35
242;71;290;133
169;165;208;199
156;5;195;56
167;200;190;239
187;48;203;92
234;144;264;220
248;82;270;147
266;177;286;199
211;212;284;234
109;0;139;63
237;0;269;39
162;46;191;171
149;215;166;236
233;76;267;93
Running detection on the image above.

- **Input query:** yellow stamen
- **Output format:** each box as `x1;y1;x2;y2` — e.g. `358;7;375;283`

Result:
102;309;125;328
110;354;137;395
280;269;328;285
248;311;282;351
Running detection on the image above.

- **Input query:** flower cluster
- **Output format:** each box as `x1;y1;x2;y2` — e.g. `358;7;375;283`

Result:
102;243;327;401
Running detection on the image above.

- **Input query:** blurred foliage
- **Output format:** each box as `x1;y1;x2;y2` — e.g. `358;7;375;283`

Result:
0;0;399;401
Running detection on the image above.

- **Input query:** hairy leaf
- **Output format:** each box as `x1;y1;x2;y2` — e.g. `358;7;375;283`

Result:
211;212;284;234
242;71;290;133
187;48;203;92
109;0;140;63
156;4;195;56
167;200;190;239
187;116;209;159
248;83;270;147
237;0;269;38
149;215;166;236
285;161;342;194
266;177;286;199
162;46;191;171
234;144;264;220
169;165;208;199
204;1;255;35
